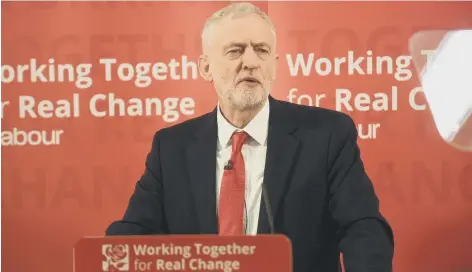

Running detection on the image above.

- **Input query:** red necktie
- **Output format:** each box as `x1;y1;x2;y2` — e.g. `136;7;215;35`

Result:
218;131;248;235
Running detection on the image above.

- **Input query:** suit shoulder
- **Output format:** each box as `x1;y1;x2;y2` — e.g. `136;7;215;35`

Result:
152;110;214;142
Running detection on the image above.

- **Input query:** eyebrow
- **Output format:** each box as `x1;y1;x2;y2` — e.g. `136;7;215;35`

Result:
223;41;271;52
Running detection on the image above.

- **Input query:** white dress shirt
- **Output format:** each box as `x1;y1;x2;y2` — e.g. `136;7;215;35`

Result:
216;100;269;235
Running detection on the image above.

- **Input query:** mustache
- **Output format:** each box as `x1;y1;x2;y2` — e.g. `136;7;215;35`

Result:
236;76;261;84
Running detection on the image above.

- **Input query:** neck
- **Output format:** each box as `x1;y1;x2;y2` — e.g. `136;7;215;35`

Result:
219;102;264;129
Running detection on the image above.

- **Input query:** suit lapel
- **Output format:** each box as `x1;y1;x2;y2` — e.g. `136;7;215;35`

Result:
184;98;300;235
186;109;218;234
258;97;300;234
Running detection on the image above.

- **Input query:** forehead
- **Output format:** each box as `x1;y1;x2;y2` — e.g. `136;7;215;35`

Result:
209;13;275;49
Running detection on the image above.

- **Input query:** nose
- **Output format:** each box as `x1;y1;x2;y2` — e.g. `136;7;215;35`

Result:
241;47;260;70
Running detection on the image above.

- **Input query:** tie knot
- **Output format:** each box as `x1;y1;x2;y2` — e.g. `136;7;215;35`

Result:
231;131;248;152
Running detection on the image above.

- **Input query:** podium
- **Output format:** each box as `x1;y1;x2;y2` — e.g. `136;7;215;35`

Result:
74;234;292;272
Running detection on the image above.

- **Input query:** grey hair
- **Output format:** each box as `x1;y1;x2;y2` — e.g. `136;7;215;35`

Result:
201;2;275;51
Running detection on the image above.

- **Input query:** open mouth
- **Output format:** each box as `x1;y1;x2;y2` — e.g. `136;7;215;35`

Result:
239;77;260;84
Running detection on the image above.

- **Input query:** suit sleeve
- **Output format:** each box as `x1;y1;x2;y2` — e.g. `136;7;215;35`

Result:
105;131;169;235
327;115;394;271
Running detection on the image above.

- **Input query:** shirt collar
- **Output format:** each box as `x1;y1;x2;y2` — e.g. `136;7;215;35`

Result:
217;99;270;148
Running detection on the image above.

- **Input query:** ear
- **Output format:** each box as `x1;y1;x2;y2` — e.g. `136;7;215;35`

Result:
198;54;212;82
272;53;279;79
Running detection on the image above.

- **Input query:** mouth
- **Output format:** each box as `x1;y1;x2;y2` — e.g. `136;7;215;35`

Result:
238;77;261;85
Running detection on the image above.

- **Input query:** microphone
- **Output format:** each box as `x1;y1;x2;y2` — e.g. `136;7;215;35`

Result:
262;183;275;234
224;160;233;170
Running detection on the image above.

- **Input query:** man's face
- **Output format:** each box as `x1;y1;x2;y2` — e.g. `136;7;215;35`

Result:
200;13;278;111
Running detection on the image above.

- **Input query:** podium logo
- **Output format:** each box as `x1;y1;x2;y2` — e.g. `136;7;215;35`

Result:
102;244;130;271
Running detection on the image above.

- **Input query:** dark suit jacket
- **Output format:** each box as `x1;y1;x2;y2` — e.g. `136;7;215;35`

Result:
106;96;394;272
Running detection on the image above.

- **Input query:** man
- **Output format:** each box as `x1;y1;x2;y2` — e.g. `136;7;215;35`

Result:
106;3;394;271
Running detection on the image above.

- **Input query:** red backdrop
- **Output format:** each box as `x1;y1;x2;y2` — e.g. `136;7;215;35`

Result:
2;1;472;272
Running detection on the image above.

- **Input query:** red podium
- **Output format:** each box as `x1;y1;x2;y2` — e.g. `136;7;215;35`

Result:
74;235;292;272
